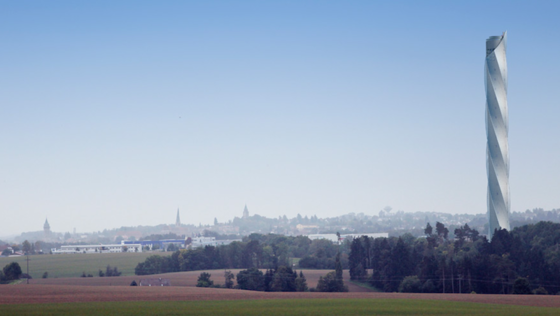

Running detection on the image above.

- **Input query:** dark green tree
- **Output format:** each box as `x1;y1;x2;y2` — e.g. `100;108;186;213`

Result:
236;268;265;291
424;223;433;236
269;266;296;292
435;222;449;242
3;262;22;281
105;265;121;277
316;271;348;292
196;272;214;287
513;277;531;294
349;238;367;280
224;270;234;289
385;237;411;292
295;271;308;292
22;240;31;255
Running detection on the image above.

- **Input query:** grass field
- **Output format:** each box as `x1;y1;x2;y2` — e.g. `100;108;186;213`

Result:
0;252;155;279
2;299;559;316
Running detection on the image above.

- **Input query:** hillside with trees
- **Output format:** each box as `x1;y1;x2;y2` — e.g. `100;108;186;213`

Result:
348;221;560;295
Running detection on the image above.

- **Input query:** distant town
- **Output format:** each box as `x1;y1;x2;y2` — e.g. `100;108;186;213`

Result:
2;205;559;257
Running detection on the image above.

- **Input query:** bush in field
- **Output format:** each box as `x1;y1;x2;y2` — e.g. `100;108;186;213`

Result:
316;272;348;292
105;265;121;277
42;272;48;279
236;268;265;291
224;270;234;289
399;276;422;293
534;287;548;295
269;266;297;292
2;262;22;281
196;272;214;287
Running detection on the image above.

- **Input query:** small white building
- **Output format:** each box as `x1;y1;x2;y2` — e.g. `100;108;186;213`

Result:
307;234;339;243
51;243;142;254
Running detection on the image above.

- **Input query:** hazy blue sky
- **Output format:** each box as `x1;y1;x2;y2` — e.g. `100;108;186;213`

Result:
1;1;559;237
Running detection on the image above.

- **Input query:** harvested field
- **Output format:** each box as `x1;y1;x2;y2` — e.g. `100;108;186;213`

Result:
2;284;560;308
28;269;372;292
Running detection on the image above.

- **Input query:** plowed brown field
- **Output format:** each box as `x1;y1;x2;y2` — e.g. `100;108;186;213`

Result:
27;269;371;292
2;284;560;307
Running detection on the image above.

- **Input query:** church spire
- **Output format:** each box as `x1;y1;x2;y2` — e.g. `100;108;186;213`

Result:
175;208;181;227
243;205;249;219
44;218;52;239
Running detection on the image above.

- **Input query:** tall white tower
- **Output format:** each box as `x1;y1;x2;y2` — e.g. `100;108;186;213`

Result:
485;32;510;238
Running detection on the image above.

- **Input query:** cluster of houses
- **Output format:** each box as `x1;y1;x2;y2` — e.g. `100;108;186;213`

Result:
0;245;20;257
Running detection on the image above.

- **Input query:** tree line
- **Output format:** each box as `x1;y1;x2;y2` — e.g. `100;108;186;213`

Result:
196;267;309;292
348;221;560;294
135;233;347;275
194;253;347;293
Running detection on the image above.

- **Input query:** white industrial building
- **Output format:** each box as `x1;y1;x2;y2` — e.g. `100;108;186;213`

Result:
51;243;142;254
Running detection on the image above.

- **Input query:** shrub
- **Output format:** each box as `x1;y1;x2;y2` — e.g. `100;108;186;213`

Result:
224;270;234;289
534;287;548;295
295;271;308;292
130;280;138;286
421;279;436;293
2;262;22;281
42;272;48;279
316;271;348;292
105;265;121;277
196;272;214;287
269;266;297;292
236;268;265;291
399;276;422;293
513;277;531;295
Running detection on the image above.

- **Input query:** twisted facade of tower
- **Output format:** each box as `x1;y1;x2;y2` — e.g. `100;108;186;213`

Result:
485;32;510;238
